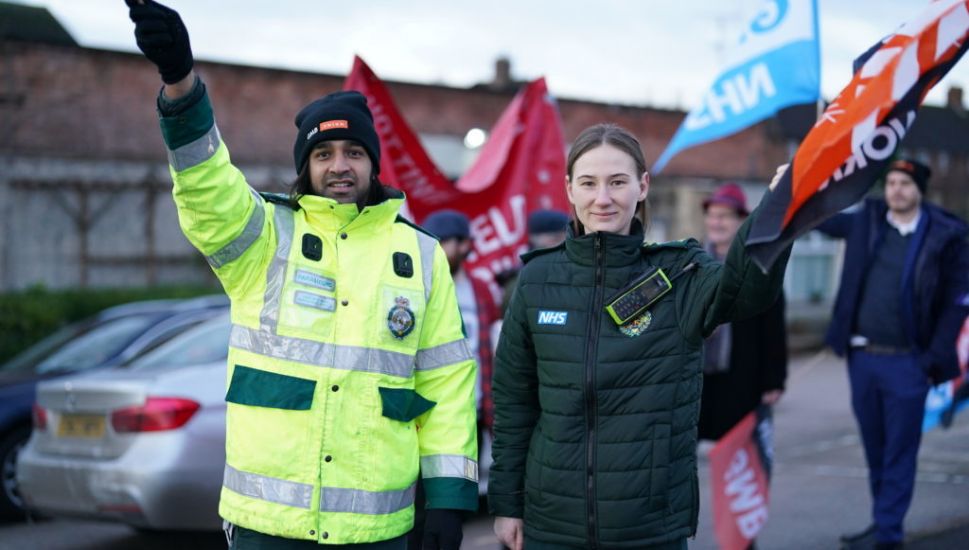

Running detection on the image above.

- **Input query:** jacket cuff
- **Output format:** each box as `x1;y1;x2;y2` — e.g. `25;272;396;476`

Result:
156;74;204;115
157;77;214;150
423;478;478;511
487;493;523;518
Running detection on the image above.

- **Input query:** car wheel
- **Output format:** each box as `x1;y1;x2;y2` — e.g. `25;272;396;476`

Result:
0;426;30;520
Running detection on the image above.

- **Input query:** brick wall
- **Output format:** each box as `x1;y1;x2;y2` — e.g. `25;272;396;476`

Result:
1;42;781;181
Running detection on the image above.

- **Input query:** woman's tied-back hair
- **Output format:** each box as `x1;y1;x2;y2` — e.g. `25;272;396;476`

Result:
566;123;649;236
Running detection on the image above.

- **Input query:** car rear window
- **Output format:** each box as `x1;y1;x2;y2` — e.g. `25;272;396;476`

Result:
130;318;230;370
34;314;159;374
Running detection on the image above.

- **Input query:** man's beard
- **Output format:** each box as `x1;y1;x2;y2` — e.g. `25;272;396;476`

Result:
888;197;919;216
447;253;470;275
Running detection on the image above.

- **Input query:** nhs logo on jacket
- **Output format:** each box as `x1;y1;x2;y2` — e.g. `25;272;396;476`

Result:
537;310;568;325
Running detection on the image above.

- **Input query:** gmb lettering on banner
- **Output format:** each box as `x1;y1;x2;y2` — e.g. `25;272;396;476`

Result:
724;448;769;539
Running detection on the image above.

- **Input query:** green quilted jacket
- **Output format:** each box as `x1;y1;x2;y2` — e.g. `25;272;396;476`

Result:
488;209;789;548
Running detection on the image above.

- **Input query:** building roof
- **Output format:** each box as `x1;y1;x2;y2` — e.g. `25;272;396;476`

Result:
0;2;77;47
770;99;969;155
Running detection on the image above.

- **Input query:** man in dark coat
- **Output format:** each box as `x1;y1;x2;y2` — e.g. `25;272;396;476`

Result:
698;183;787;442
817;159;969;550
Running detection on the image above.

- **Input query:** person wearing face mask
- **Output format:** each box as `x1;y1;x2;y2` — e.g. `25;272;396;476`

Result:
488;123;791;550
125;2;477;548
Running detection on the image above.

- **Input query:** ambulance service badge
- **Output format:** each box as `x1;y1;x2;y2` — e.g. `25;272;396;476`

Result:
619;311;652;338
387;296;416;339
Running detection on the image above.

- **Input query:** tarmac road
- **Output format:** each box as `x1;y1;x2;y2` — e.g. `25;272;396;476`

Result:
2;350;967;549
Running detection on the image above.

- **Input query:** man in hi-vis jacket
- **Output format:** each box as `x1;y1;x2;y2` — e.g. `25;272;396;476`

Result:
126;2;478;548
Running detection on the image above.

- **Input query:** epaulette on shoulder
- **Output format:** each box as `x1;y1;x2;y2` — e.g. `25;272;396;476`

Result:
643;238;701;253
259;192;298;209
521;242;565;264
395;215;439;240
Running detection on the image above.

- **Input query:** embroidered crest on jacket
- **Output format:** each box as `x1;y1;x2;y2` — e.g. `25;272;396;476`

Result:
387;296;416;339
619;311;652;337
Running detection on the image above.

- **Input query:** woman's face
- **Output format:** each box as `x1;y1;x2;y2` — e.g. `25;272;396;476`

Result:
566;144;648;235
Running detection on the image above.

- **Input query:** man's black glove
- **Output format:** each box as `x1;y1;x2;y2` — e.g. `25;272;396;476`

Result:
422;509;463;550
125;0;194;84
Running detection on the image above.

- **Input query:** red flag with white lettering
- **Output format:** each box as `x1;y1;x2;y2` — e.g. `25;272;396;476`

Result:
709;406;773;550
343;56;458;214
344;56;570;284
746;0;969;270
454;76;570;282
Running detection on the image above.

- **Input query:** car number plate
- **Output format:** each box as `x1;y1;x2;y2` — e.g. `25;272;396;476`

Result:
57;414;106;438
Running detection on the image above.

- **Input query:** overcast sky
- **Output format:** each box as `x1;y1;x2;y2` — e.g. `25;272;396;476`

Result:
12;0;969;110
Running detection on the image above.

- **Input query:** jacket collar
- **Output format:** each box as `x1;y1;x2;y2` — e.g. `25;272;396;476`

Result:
298;186;404;233
564;218;646;267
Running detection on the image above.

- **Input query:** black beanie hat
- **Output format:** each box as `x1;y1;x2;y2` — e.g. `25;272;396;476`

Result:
293;91;380;175
887;158;931;194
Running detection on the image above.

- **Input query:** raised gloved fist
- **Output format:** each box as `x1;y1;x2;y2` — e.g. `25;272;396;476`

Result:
125;0;194;84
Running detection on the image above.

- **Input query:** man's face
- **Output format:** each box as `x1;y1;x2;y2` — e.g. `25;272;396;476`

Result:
439;237;473;274
703;203;744;250
884;170;922;216
308;140;373;209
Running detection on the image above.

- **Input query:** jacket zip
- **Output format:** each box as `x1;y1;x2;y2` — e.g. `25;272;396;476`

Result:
584;234;605;548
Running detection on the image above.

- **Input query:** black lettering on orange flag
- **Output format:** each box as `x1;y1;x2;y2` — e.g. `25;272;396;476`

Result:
746;1;969;271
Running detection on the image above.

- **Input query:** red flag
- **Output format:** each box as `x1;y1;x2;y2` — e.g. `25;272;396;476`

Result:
343;56;458;214
455;77;570;282
709;407;773;550
746;1;969;270
344;57;570;285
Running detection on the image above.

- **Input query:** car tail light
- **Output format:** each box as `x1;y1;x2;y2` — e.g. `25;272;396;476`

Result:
32;403;48;431
111;397;200;433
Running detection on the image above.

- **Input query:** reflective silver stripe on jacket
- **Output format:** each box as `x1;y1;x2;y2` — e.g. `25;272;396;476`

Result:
415;231;437;302
420;454;479;482
260;206;294;333
320;483;417;515
206;190;266;268
415;339;473;372
168;124;222;171
223;464;313;509
230;324;416;378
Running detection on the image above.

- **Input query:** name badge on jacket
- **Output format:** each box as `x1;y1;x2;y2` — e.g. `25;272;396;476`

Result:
537;310;568;326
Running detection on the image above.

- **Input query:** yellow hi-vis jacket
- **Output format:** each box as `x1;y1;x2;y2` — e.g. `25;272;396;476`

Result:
159;86;478;544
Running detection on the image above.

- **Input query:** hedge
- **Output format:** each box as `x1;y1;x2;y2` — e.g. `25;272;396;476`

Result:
0;285;223;365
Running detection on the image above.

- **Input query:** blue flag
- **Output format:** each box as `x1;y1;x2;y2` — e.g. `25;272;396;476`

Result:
653;0;820;174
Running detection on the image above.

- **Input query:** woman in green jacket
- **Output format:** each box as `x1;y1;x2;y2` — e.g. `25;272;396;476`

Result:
488;124;790;549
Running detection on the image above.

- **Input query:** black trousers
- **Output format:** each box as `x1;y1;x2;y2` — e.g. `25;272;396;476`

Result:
229;526;406;550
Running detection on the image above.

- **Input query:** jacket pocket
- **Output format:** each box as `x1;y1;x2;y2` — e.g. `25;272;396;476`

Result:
650;423;672;512
225;365;316;410
378;387;436;422
690;471;700;532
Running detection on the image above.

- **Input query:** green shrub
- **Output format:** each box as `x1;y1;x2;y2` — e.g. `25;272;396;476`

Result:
0;285;223;364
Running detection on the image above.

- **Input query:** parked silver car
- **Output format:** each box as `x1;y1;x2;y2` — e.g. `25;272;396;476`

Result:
0;295;227;520
17;312;230;531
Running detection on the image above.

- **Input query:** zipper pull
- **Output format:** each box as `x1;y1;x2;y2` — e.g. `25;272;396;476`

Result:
670;261;698;282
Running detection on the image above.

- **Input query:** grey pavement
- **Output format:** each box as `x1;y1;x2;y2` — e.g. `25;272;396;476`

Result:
691;349;969;549
463;350;969;549
2;351;965;549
